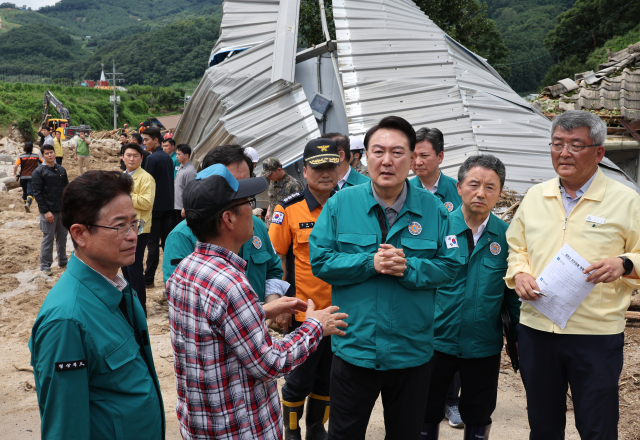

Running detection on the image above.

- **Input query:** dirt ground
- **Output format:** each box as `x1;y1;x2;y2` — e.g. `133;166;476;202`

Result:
0;144;639;439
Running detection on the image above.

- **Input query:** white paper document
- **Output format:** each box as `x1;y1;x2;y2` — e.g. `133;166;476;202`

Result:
521;243;596;329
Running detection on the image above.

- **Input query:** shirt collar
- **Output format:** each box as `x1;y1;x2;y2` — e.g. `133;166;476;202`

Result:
303;185;331;212
469;214;490;244
421;172;441;194
338;166;352;189
195;241;248;272
371;181;407;214
75;254;128;291
558;169;598;201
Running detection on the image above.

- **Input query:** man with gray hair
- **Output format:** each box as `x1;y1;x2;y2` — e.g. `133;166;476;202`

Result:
505;110;640;439
421;154;519;440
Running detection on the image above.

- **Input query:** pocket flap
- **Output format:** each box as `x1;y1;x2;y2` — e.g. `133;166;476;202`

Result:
297;230;311;243
338;233;377;246
250;250;271;265
483;257;508;270
400;236;437;250
105;335;139;370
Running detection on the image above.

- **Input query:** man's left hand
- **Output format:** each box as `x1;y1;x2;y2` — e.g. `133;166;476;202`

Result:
584;257;625;284
263;297;307;320
374;244;407;276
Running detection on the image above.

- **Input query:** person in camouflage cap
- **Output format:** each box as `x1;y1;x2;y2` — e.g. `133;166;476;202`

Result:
349;136;369;177
261;157;304;227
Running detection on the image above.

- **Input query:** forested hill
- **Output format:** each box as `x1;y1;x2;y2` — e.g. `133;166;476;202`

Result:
487;0;575;94
0;4;220;87
488;0;640;94
1;0;222;44
542;0;640;87
79;17;220;87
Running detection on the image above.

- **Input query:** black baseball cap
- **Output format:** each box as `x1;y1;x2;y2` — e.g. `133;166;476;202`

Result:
183;164;268;218
303;138;340;167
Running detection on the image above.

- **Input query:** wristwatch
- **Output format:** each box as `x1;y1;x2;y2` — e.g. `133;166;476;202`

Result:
619;256;634;276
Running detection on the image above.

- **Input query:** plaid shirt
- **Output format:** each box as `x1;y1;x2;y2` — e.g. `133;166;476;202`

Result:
167;242;323;440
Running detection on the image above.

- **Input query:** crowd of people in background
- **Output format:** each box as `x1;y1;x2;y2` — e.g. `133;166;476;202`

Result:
24;110;640;440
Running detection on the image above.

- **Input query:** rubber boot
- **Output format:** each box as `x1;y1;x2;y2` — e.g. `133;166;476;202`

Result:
463;424;491;440
420;423;440;440
305;394;329;440
25;195;33;213
282;399;305;440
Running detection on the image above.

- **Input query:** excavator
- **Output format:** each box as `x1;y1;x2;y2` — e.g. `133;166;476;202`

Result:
41;90;92;140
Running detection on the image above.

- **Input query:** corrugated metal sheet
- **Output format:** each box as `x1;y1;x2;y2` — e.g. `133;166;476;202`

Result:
209;0;281;63
332;0;638;193
175;38;320;171
271;0;301;83
154;114;182;131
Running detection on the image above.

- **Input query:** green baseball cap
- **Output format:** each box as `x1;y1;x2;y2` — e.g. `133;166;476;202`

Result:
260;157;282;178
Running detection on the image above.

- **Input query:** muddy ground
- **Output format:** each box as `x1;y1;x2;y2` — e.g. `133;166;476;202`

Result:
0;143;639;439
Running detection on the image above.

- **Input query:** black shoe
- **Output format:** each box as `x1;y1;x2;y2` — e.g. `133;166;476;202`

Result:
145;281;154;287
282;399;304;440
305;394;329;440
421;423;440;440
463;424;491;440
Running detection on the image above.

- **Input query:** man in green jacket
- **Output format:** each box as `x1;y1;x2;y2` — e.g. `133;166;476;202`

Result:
409;127;461;213
421;155;520;440
29;170;165;440
309;116;462;440
410;126;464;428
73;129;92;175
323;132;370;190
162;145;285;302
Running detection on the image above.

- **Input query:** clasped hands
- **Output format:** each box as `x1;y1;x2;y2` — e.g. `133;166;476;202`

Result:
374;243;407;277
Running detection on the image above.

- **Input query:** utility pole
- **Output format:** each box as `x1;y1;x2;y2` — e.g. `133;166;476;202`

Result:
105;60;125;130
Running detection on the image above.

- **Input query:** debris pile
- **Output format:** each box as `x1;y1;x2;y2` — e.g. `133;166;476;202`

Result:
494;188;520;223
537;42;640;120
91;129;123;140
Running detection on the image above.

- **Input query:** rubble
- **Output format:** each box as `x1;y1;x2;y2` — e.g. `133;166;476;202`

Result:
4;221;26;229
90;129;123;140
1;176;19;190
539;41;640;120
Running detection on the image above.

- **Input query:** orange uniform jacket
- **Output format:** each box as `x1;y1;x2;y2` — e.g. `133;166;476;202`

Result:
269;186;333;322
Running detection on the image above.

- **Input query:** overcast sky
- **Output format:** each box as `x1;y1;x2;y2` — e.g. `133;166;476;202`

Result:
14;0;59;9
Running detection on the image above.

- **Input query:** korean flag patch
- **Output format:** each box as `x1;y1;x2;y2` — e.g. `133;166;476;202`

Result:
271;211;285;225
445;235;459;249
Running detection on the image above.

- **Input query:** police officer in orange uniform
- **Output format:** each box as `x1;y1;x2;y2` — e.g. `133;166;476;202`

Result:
269;138;340;440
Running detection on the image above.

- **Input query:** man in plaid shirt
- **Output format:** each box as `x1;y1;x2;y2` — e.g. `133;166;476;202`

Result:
167;164;348;440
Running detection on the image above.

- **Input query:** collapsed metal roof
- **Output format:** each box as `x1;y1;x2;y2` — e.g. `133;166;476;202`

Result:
176;0;639;193
175;38;320;168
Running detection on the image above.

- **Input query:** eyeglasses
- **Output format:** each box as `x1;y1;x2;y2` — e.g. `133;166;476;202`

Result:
226;197;256;211
85;219;145;239
549;142;599;154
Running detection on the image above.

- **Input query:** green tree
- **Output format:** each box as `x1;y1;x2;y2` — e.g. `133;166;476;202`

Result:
542;0;640;86
414;0;511;79
298;0;335;47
